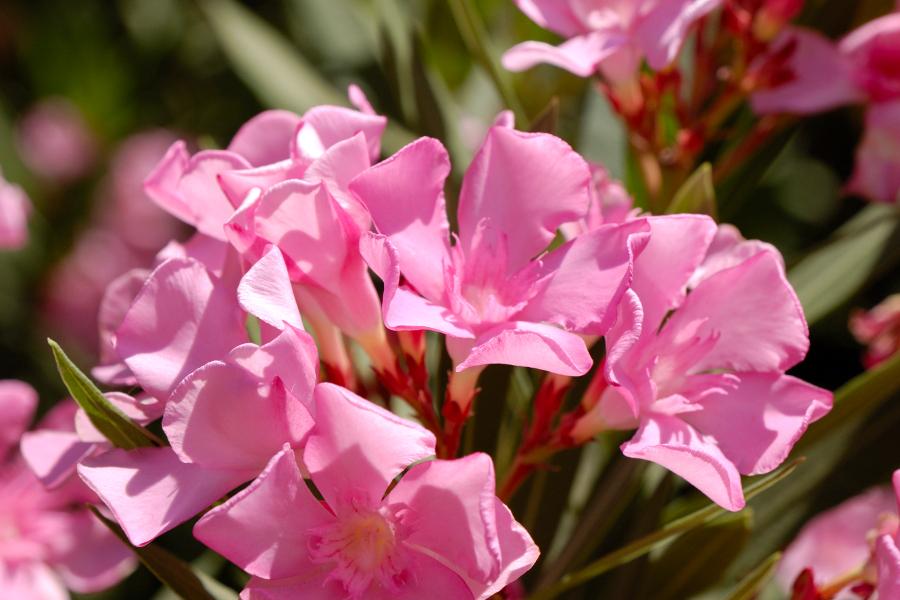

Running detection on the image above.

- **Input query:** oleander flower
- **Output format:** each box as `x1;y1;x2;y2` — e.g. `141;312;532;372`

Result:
15;98;97;184
846;101;900;203
777;474;900;597
851;293;900;368
572;219;832;510
0;170;30;250
194;383;538;599
502;0;722;81
0;381;135;598
350;126;650;377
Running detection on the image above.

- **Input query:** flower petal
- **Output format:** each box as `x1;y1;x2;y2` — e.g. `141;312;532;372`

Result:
227;110;301;166
454;321;592;376
458;127;591;274
0;379;38;456
622;413;745;511
238;246;304;332
503;33;621;77
194;446;331;579
77;447;248;546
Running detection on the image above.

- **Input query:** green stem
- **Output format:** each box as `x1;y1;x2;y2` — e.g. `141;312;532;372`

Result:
447;0;528;125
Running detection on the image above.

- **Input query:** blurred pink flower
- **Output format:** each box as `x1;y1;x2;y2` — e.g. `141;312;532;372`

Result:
194;383;538;599
503;0;722;81
846;101;900;203
42;131;182;354
15;98;97;184
573;220;831;510
0;170;30;249
777;474;900;597
851;293;900;368
0;381;134;598
351;126;650;377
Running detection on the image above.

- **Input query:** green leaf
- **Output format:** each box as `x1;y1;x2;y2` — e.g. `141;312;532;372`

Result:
91;508;236;600
725;552;782;600
788;203;900;325
198;0;414;153
47;339;160;449
646;511;752;600
529;459;801;600
666;163;717;218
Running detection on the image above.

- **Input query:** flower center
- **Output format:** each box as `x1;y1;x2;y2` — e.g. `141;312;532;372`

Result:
308;506;406;597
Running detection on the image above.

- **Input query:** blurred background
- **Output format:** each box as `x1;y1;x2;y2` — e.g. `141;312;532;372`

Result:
0;1;898;598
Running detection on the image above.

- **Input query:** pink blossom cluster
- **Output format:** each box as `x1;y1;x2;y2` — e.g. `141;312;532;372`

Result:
13;84;832;597
0;381;134;598
778;471;900;598
752;8;900;202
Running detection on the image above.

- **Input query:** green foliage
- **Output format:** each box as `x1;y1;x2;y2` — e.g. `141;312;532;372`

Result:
666;162;718;218
47;339;160;449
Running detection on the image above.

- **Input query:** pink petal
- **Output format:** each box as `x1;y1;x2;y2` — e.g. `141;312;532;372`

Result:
93;268;149;386
115;257;247;401
49;511;135;593
0;379;38;455
622;413;745;510
304;383;436;508
144;142;250;240
752;28;861;115
227;110;301;166
238;246;304;331
636;0;722;70
304;132;373;230
359;233;473;338
478;499;540;599
502;33;622;77
0;173;31;249
300;105;387;162
227;326;319;406
218;159;310;207
687;224;778;289
512;0;586;37
683;373;831;476
776;486;896;590
629;215;717;330
77;447;248;546
455;321;593;376
238;551;472;600
164;361;312;472
876;533;900;599
20;430;94;489
458;127;592;275
847;101;900;203
349;137;452;302
518;219;651;335
665;249;809;373
74;392;163;444
0;561;67;600
194;446;331;579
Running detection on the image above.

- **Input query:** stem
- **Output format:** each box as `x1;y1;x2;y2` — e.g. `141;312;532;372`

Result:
446;0;528;125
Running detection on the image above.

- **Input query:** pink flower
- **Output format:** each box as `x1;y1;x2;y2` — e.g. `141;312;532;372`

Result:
15;98;97;184
753;11;900;114
572;220;831;510
76;249;325;545
846;101;900;203
0;381;135;598
503;0;722;81
0;170;30;250
851;293;900;368
350;126;650;376
144;88;387;343
194;383;538;599
777;474;900;597
560;163;636;239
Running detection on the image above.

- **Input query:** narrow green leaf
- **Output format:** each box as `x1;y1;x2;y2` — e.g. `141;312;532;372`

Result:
529;459;801;600
666;162;717;218
91;508;235;600
789;203;900;325
725;552;782;600
198;0;414;153
530;97;560;135
47;339;159;449
647;511;753;600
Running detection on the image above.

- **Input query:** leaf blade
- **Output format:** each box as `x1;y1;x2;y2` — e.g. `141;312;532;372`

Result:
666;162;717;218
48;338;159;449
